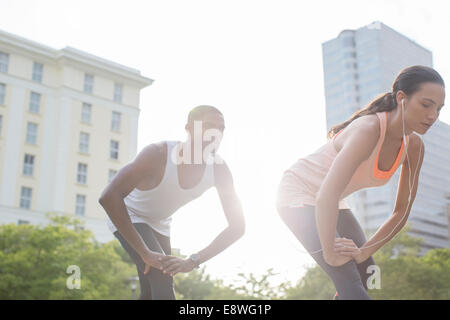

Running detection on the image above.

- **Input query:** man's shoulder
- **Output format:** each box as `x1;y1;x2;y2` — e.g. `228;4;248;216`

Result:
134;141;169;169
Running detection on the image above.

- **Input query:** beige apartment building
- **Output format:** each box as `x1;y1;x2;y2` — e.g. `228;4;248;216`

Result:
0;29;153;242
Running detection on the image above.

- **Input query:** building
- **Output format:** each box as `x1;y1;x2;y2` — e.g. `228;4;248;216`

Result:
321;21;450;254
0;29;153;243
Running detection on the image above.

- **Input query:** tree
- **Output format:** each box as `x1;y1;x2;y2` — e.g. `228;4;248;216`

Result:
0;213;137;299
172;250;248;299
174;265;289;300
283;223;450;300
230;268;289;300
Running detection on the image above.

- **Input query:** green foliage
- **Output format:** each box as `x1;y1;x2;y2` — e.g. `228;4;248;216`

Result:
174;267;218;299
230;269;289;300
1;216;448;300
283;266;336;300
174;267;287;300
0;213;137;299
283;223;450;300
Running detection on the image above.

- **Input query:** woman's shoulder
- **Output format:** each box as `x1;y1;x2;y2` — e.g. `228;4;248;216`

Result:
354;113;381;130
333;114;380;152
407;132;424;154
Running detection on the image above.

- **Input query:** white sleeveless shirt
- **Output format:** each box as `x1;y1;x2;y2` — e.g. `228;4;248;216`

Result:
106;140;217;237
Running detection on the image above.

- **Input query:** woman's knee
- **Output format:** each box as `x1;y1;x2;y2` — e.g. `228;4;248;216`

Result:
327;260;363;285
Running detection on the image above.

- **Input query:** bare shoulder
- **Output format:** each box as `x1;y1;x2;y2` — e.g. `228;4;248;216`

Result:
352;114;380;133
133;141;166;171
406;133;425;159
101;141;167;198
334;114;380;153
408;132;424;148
317;114;381;201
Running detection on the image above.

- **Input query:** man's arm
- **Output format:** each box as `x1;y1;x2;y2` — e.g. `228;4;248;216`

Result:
193;159;246;265
99;143;166;273
356;134;425;262
160;158;245;276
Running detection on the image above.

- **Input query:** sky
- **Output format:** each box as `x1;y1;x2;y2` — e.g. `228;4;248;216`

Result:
1;0;449;286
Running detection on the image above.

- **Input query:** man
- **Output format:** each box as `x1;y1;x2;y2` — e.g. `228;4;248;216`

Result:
99;105;245;299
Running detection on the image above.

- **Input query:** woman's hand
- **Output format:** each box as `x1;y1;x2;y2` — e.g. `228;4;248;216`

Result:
139;250;167;275
334;237;366;264
159;256;197;276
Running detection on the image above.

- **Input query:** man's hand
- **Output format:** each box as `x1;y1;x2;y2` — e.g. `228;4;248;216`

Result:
140;250;167;275
159;256;197;276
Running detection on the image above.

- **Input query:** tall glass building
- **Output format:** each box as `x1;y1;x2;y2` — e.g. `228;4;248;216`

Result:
322;21;450;254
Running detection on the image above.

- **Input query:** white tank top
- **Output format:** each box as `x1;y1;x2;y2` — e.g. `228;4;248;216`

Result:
106;140;217;237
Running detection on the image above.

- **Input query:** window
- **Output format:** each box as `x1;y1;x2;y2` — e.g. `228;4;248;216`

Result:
114;83;123;103
79;132;90;153
32;62;43;82
0;52;8;73
77;163;88;184
75;194;86;216
342;37;355;47
20;187;32;209
110;140;119;160
81;103;92;123
18;220;30;225
23;154;35;176
111;111;121;131
84;73;94;93
108;169;117;183
26;122;38;145
0;83;5;104
29;92;41;113
343;51;356;58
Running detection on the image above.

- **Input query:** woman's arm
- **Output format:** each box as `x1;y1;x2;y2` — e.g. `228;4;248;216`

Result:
316;118;379;266
354;134;425;262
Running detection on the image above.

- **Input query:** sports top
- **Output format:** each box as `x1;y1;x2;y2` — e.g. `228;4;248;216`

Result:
277;111;412;210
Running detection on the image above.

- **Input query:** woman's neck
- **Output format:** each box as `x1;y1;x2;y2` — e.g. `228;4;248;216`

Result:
385;108;412;142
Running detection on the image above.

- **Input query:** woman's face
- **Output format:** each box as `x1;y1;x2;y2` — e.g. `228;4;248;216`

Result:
405;82;445;134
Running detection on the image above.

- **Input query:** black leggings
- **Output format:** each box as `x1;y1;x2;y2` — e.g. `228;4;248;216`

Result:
114;223;176;300
278;205;376;300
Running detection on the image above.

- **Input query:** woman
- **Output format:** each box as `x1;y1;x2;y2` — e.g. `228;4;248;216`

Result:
276;65;445;300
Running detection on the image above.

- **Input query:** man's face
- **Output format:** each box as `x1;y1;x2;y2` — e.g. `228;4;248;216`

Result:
187;111;225;150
